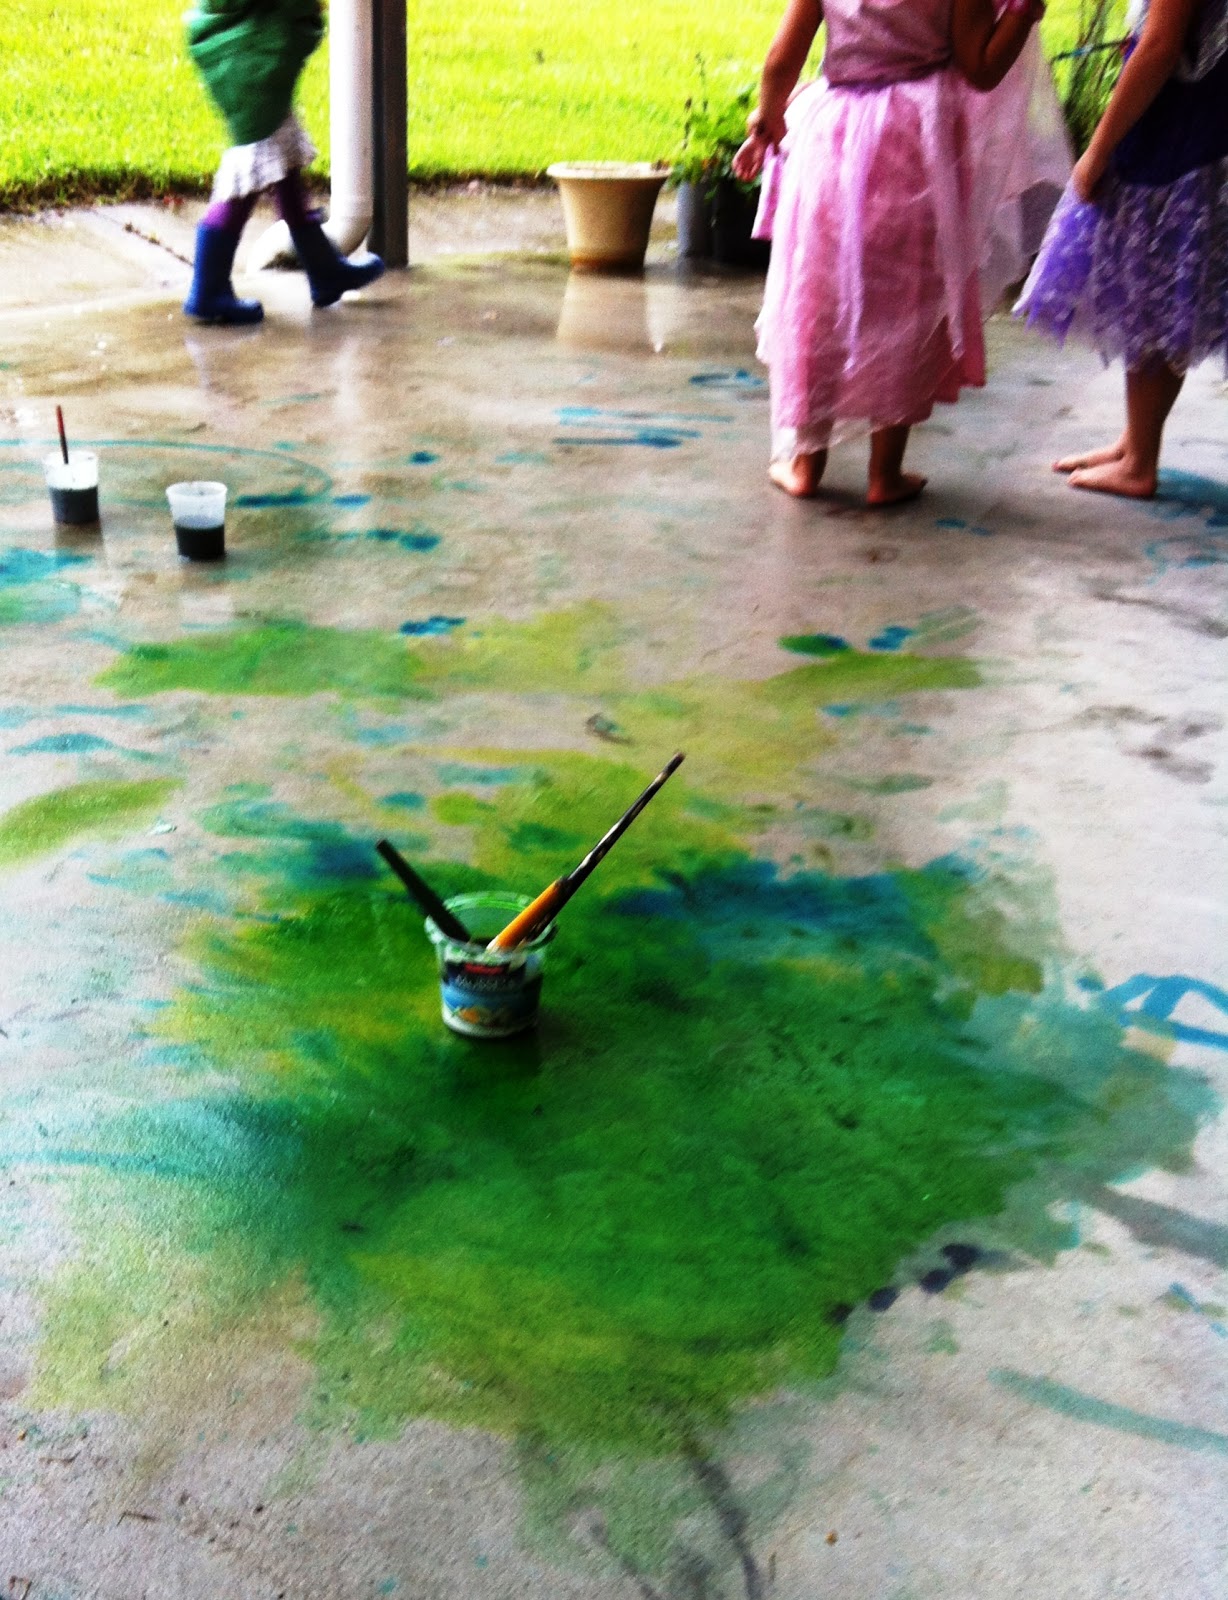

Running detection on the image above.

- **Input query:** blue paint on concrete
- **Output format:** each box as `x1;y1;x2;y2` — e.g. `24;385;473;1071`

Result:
399;616;465;636
868;626;916;652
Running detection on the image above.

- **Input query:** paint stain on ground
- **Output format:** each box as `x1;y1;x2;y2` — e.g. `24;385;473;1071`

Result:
29;761;1213;1469
98;622;432;702
0;546;88;626
0;779;178;869
399;617;466;637
11;732;155;760
17;605;1219;1579
365;527;441;553
991;1370;1228;1454
780;633;850;657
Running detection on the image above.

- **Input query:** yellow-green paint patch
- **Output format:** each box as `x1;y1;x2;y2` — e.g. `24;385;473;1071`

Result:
0;779;179;869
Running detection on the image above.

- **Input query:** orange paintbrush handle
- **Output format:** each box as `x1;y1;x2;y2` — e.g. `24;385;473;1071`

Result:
486;878;568;952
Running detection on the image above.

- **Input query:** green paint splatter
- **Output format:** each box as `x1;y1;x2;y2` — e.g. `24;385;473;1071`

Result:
843;774;934;795
0;780;179;869
990;1370;1228;1454
97;621;430;702
779;633;851;657
29;764;1211;1471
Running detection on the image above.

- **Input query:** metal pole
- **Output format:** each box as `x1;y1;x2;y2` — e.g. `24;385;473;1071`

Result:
370;0;409;266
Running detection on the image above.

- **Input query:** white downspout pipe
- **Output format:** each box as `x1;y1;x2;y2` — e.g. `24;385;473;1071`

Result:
247;0;375;270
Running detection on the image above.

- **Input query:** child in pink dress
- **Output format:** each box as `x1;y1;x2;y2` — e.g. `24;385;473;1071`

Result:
735;0;1068;502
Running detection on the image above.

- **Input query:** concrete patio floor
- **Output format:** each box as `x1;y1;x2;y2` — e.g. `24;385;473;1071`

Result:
0;195;1225;1600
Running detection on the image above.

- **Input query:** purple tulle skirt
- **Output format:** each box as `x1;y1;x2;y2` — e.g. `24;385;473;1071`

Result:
1015;159;1228;373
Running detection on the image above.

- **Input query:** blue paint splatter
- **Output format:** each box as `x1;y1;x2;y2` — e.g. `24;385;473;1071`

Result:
0;708;32;729
11;732;140;757
54;703;150;719
495;450;549;466
1144;531;1228;576
969;526;994;538
380;792;425;811
0;548;89;584
1167;1283;1228;1338
1152;471;1228;522
234;491;312;509
406;450;439;465
688;369;766;391
1092;974;1228;1052
935;517;967;531
399;616;465;636
553;431;692;449
868;626;915;652
332;493;372;509
365;528;440;553
991;1368;1228;1454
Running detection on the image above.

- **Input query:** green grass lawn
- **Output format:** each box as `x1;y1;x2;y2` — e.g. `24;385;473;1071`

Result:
2;0;1092;206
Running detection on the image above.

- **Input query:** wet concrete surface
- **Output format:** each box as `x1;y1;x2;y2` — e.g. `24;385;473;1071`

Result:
0;195;1225;1600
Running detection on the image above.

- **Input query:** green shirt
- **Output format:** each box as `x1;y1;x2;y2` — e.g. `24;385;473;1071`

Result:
187;0;325;147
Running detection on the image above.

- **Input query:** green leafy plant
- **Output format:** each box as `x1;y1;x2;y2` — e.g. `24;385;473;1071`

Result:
672;56;758;194
1049;0;1127;154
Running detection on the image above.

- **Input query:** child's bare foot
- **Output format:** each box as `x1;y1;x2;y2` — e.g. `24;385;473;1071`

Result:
1067;460;1157;498
768;451;826;498
866;471;926;507
1053;437;1127;473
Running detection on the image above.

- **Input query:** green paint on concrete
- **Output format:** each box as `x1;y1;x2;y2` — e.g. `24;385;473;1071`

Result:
97;621;431;702
30;762;1212;1471
843;774;934;795
0;779;179;869
991;1370;1228;1454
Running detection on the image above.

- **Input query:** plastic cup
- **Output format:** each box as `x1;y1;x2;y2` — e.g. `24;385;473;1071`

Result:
425;891;557;1039
44;451;99;526
167;481;227;561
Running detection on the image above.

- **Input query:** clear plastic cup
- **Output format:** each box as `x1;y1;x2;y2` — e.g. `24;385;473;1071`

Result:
167;481;227;561
425;891;557;1039
44;451;99;526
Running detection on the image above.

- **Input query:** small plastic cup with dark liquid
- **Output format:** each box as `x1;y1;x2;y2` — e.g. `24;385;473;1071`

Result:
167;481;227;561
43;451;99;526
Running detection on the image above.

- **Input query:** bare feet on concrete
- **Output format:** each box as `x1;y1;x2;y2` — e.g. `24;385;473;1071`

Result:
1053;438;1127;473
1068;460;1158;497
768;450;827;498
866;471;927;507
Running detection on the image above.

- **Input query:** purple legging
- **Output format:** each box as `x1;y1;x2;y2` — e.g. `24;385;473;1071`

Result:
202;170;311;234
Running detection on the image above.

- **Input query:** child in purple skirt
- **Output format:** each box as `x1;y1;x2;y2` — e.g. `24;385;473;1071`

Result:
1016;0;1228;497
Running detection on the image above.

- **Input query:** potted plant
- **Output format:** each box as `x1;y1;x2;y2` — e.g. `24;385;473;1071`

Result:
672;61;770;269
547;163;671;273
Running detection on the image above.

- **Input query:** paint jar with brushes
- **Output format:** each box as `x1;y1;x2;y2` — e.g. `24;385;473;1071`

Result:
375;844;556;1039
43;407;99;526
425;891;557;1039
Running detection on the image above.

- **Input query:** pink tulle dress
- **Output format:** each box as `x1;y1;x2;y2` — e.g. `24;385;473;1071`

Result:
754;0;1071;459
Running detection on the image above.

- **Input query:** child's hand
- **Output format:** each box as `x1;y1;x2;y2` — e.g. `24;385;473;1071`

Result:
1072;147;1109;203
732;106;785;183
733;132;769;183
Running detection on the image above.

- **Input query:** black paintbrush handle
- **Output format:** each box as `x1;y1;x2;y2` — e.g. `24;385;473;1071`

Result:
564;751;685;891
376;840;473;943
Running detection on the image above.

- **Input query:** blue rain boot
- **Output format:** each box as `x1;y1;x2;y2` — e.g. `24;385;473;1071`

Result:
183;223;264;325
289;213;385;307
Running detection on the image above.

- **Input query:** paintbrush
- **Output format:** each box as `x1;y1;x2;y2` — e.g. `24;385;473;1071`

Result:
55;405;69;467
375;839;474;943
486;752;685;952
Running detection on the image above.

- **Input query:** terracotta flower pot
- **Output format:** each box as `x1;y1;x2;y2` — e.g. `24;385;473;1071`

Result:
547;162;669;273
